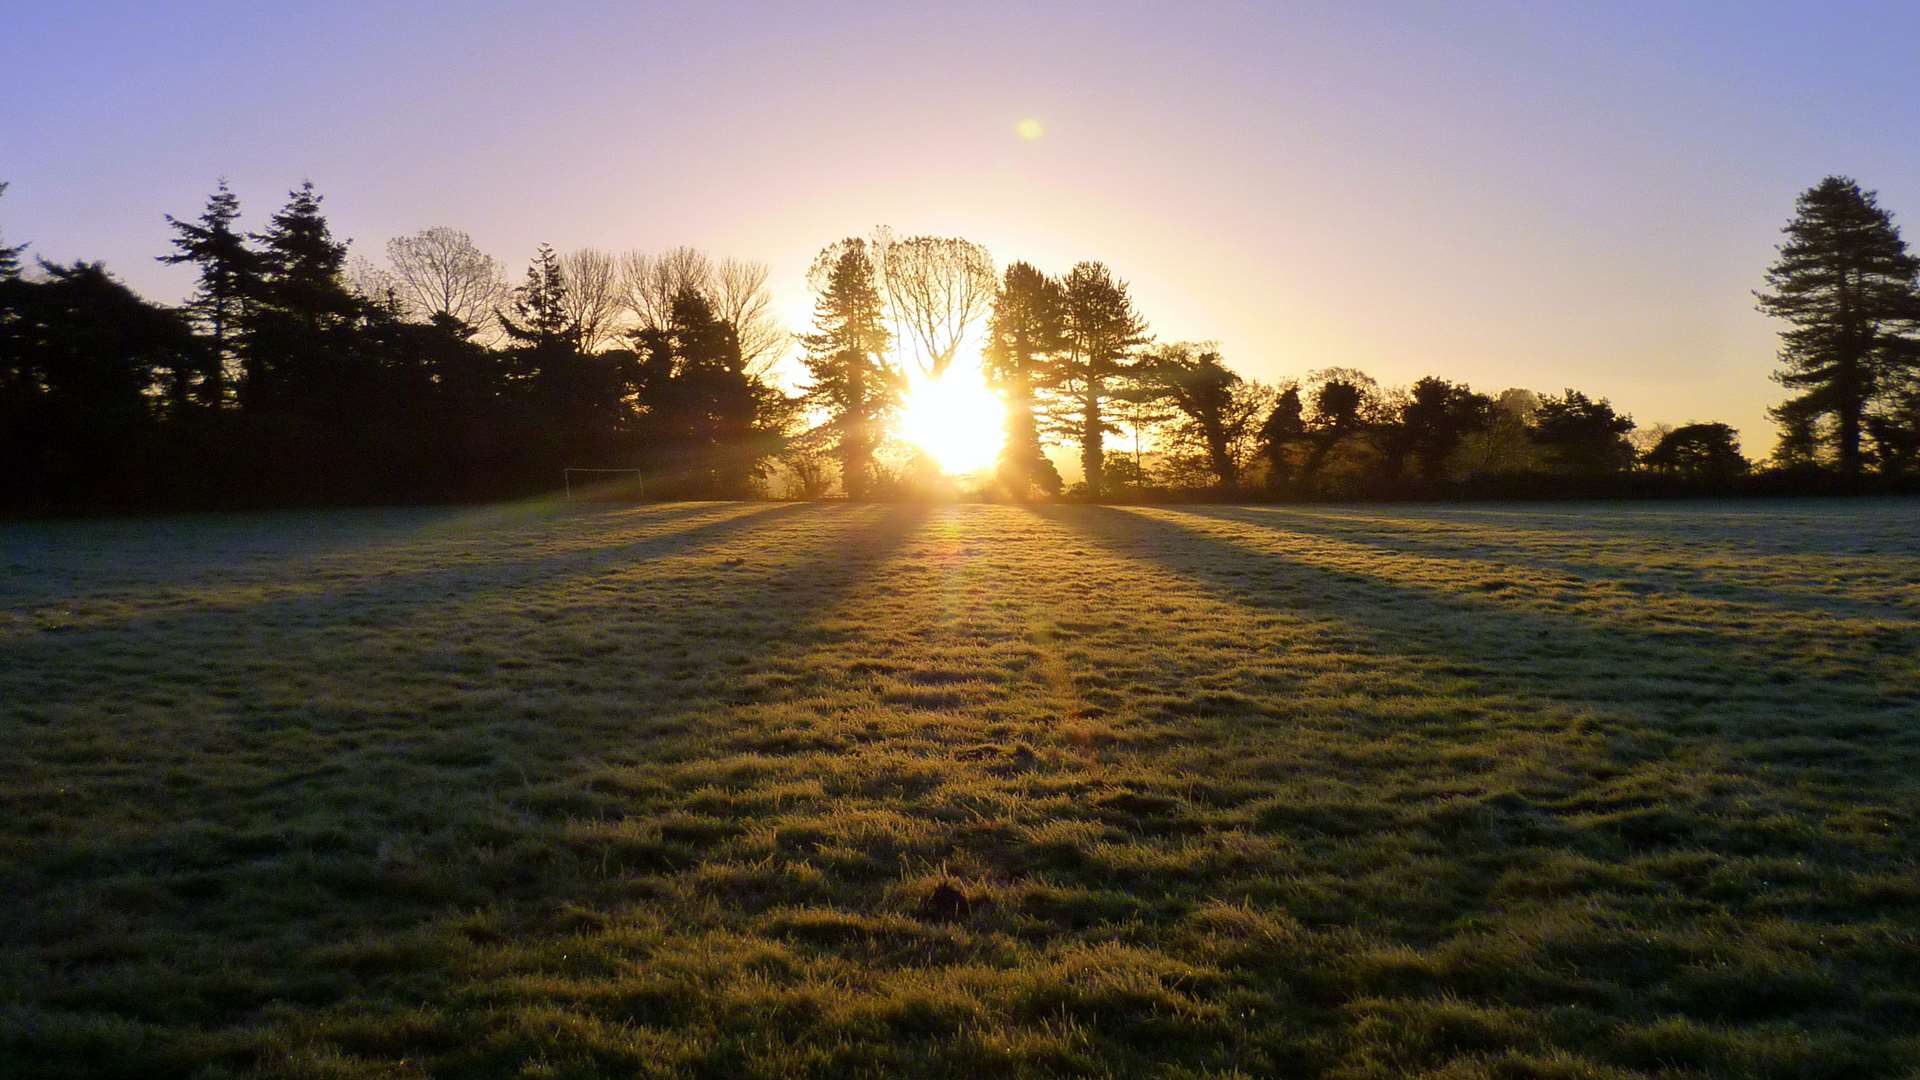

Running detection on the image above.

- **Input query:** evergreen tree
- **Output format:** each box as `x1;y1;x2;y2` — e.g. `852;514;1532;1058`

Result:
247;181;362;415
1756;176;1920;475
498;244;577;354
800;239;899;499
1530;389;1636;474
1055;261;1149;497
982;262;1066;497
159;180;258;409
632;287;786;495
0;261;192;505
1258;386;1306;491
0;181;24;280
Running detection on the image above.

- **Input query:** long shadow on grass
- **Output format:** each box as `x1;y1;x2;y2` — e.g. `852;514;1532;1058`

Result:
1193;504;1920;622
0;502;808;684
1038;505;1913;777
1182;499;1920;618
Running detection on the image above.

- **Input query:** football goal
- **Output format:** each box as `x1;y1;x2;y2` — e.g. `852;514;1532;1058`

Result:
562;468;645;501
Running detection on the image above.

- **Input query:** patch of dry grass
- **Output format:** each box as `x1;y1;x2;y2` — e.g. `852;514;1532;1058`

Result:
3;498;1917;1077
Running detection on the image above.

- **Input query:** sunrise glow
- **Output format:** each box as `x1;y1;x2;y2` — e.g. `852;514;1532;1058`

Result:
898;361;1005;475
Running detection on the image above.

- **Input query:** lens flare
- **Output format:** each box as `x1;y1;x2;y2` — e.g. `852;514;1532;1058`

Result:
899;365;1005;476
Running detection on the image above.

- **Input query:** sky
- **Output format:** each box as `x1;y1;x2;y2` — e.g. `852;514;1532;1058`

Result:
8;1;1920;455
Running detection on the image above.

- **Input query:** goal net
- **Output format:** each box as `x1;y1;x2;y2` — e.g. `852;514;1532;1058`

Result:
562;468;645;502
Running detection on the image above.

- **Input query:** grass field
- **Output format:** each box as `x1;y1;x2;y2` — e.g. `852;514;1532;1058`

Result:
4;499;1919;1079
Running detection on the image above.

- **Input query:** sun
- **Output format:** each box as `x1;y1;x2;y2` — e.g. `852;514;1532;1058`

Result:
899;364;1005;476
1015;117;1044;141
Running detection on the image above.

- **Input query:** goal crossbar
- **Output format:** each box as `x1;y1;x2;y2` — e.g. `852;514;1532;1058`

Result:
563;468;645;500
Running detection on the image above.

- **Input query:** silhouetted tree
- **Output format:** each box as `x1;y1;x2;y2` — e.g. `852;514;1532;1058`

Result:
384;226;505;336
1757;176;1920;476
0;182;25;279
801;239;899;499
873;231;996;379
1298;368;1384;488
499;244;576;353
712;258;787;374
1530;389;1636;473
558;247;624;353
1391;376;1493;483
1055;261;1150;496
1768;398;1823;471
0;261;193;505
983;262;1066;497
1865;388;1920;476
160;180;258;409
1643;422;1747;480
631;287;789;495
1139;343;1260;490
621;248;785;374
1259;385;1306;492
247;181;364;419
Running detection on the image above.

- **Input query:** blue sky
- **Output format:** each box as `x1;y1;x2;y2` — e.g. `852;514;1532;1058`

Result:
8;1;1920;451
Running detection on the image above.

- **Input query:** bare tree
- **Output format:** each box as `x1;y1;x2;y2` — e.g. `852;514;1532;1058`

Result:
712;257;787;375
345;255;399;310
620;248;786;374
872;230;996;380
619;246;714;332
384;226;507;334
557;247;623;352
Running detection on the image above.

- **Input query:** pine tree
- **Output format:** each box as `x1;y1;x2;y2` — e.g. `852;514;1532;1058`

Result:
1529;389;1636;474
159;180;258;408
1756;176;1920;475
1055;261;1149;497
498;244;576;353
247;181;361;413
800;239;898;499
982;262;1066;497
0;181;24;280
631;286;782;495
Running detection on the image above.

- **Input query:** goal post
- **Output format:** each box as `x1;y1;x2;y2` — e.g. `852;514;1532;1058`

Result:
563;468;645;502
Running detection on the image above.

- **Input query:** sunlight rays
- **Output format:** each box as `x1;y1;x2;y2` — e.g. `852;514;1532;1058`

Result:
898;358;1006;477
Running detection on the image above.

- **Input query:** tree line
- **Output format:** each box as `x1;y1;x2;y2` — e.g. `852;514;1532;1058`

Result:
2;174;1916;511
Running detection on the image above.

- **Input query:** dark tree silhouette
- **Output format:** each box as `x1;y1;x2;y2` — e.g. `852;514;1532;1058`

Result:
1138;343;1260;490
631;287;791;496
1390;376;1493;483
1299;370;1382;487
1530;389;1636;474
247;181;363;419
1757;176;1920;476
0;261;194;505
499;244;577;353
384;226;505;335
1055;262;1150;497
983;262;1066;498
160;180;258;409
0;182;25;279
1258;386;1306;492
801;239;899;499
1644;422;1748;480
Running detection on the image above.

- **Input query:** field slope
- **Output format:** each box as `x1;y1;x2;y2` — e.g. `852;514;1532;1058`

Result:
3;500;1919;1078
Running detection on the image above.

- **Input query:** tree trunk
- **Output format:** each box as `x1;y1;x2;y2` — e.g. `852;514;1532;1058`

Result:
1207;428;1236;490
1080;380;1103;498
